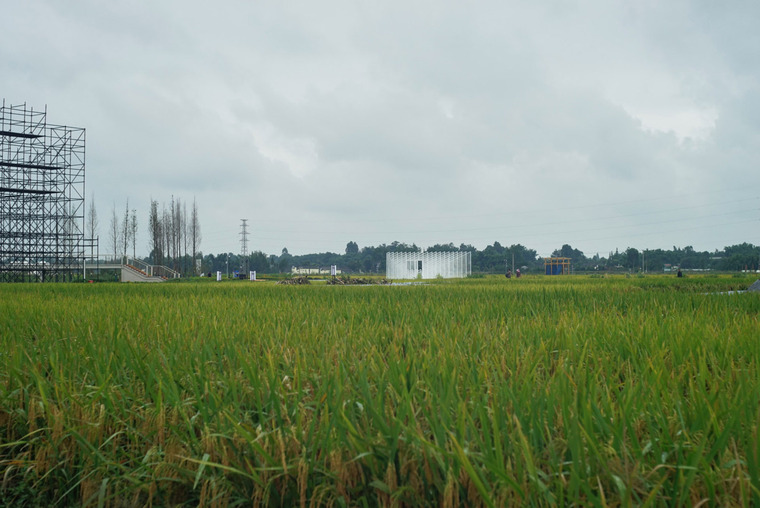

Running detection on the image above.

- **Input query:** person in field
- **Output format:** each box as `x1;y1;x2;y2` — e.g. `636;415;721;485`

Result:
506;269;511;279
516;269;521;278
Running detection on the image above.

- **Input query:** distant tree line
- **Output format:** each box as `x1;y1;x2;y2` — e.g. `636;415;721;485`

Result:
86;195;758;277
192;241;760;276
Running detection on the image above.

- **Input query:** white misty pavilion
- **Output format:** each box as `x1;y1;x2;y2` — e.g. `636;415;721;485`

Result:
386;251;471;279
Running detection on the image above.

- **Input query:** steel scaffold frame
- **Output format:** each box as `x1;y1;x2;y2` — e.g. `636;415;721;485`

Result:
544;257;571;275
0;100;88;282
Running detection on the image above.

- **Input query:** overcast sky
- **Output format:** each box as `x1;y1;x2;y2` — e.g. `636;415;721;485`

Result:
3;1;759;258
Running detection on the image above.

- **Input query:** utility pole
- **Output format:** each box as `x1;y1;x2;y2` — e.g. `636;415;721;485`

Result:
240;219;249;276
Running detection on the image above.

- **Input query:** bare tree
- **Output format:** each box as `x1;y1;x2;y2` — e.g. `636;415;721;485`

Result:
190;197;202;275
148;199;163;265
121;199;130;260
182;200;188;275
86;193;99;240
130;208;138;259
109;204;120;261
168;196;185;273
175;197;184;272
163;203;174;268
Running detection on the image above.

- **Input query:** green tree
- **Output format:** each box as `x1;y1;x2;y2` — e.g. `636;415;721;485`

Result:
720;243;760;270
552;244;585;261
506;244;537;269
249;251;270;273
278;249;291;273
345;241;359;255
626;247;640;270
427;243;458;252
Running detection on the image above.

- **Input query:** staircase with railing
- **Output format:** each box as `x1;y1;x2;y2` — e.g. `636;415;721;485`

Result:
92;255;181;282
122;256;181;282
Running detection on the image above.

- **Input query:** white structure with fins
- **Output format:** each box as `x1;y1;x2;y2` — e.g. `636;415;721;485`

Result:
386;251;471;279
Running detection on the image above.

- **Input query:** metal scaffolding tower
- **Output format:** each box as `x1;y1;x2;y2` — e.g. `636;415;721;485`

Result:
0;100;87;282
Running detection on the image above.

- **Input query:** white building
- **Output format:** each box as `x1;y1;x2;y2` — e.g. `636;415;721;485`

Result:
386;251;471;279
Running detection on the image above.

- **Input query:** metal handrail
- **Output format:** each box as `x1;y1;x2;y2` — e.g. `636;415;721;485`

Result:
124;256;181;279
124;256;152;276
152;264;181;279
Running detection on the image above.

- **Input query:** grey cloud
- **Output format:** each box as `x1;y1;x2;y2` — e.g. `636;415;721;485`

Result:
2;1;759;256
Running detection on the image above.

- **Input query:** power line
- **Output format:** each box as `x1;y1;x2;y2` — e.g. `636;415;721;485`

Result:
238;186;760;226
238;203;757;238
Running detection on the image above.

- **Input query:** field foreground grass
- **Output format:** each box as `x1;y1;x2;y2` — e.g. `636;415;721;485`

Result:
1;275;760;507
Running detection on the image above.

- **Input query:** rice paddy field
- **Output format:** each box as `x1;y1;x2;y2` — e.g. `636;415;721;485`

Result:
1;274;760;507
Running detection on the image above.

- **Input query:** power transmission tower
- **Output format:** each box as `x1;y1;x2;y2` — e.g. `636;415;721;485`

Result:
239;219;249;276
